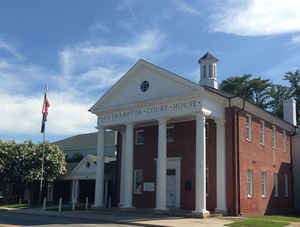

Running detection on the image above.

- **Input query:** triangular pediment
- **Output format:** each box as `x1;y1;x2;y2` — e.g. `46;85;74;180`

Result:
70;155;97;177
90;59;203;113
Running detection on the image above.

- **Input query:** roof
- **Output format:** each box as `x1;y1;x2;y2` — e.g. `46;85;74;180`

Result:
198;52;219;63
52;132;97;149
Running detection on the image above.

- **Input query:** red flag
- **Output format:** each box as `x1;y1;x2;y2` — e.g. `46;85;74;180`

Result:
41;92;50;133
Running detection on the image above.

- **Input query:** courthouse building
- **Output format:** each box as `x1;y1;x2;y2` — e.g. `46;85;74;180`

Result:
89;53;296;216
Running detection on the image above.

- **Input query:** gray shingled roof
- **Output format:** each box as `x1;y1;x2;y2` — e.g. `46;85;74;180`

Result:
198;52;219;63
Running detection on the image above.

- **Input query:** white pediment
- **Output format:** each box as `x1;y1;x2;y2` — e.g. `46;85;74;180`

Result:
90;59;203;113
69;155;96;179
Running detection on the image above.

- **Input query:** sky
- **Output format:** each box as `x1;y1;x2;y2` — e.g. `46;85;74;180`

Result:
1;0;300;143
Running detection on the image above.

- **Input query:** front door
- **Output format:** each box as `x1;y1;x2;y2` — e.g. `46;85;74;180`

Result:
166;169;177;208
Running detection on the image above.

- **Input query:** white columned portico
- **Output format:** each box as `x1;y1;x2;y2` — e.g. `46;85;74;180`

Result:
156;118;168;210
119;130;126;207
215;119;227;213
194;112;209;216
94;126;105;207
123;123;134;208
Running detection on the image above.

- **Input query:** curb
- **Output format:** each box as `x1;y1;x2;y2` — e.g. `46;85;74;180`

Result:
1;209;173;227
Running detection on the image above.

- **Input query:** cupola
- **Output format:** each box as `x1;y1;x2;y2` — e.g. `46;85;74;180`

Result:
198;52;219;89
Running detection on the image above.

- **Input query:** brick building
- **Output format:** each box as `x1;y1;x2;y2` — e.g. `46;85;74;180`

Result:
89;53;296;216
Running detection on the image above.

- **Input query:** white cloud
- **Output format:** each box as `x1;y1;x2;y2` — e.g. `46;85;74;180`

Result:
211;0;300;36
0;91;96;135
291;34;300;45
89;23;110;33
0;28;168;139
0;39;23;60
172;0;201;15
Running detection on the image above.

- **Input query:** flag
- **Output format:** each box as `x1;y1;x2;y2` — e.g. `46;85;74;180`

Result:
41;91;50;133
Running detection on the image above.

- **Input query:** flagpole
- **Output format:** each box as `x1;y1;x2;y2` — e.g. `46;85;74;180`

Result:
39;85;47;204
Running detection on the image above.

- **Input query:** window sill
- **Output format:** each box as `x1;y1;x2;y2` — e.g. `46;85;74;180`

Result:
248;195;253;199
246;138;252;142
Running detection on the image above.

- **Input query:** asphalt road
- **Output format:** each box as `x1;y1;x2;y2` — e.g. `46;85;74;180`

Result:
0;211;139;227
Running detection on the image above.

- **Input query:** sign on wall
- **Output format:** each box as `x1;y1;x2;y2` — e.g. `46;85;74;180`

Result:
143;182;155;192
98;99;202;125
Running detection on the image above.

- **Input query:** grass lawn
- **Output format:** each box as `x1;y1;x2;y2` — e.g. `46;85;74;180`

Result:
0;203;41;209
225;215;300;227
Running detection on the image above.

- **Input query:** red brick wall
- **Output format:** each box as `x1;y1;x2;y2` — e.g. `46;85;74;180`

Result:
116;120;217;211
237;110;293;215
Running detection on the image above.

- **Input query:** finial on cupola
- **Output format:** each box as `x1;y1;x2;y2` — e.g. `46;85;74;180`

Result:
198;52;219;89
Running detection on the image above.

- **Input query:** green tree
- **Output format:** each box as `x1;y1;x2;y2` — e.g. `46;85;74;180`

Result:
220;74;273;109
267;85;290;119
0;140;66;197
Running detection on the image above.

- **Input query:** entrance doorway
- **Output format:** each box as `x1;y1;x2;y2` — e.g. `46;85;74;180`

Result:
166;158;181;208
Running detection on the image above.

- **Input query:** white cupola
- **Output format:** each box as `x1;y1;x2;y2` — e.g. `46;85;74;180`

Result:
198;52;219;89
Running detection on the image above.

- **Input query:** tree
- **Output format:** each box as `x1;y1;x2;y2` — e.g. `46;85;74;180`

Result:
219;74;273;109
267;85;290;119
0;140;67;200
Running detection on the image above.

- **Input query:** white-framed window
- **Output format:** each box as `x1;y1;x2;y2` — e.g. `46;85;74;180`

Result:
167;126;175;143
260;120;265;145
248;169;253;198
261;172;267;197
272;126;277;149
246;114;252;141
135;129;144;145
283;130;287;153
133;169;143;194
284;174;288;197
274;173;279;197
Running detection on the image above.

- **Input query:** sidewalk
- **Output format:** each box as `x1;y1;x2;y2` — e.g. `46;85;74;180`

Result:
2;207;234;227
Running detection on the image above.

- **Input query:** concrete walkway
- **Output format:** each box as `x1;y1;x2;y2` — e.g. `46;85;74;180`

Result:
1;208;234;227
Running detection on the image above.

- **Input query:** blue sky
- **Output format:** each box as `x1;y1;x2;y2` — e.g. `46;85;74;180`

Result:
1;0;300;143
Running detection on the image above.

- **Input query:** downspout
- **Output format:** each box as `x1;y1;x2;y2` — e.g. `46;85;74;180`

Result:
290;126;297;211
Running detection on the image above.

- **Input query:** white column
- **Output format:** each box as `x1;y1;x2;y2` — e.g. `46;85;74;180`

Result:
194;112;209;215
216;119;227;213
71;180;75;202
123;123;134;208
119;130;126;207
156;118;167;210
94;126;105;207
75;180;79;203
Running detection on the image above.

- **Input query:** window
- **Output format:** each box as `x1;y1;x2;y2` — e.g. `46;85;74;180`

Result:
260;121;265;145
209;64;213;78
246;115;252;141
205;122;209;141
167;126;175;143
274;173;279;197
261;172;267;197
283;130;287;152
134;170;143;194
203;65;206;78
135;130;144;145
272;126;277;149
248;169;253;198
206;168;208;197
284;174;288;197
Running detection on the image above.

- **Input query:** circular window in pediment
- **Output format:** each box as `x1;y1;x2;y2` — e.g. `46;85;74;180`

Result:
140;80;149;92
86;162;90;168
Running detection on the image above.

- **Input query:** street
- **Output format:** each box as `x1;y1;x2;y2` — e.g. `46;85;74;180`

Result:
0;211;139;227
